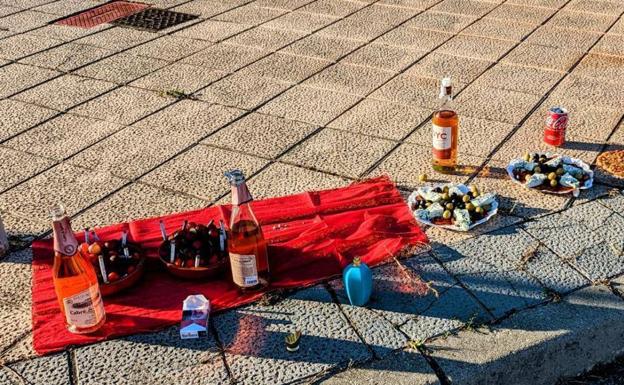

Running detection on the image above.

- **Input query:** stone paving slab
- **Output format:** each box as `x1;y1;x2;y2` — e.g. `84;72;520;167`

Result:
0;147;53;192
329;97;432;141
282;128;395;178
282;33;362;61
524;200;624;282
19;43;115;73
214;285;372;385
0;63;60;99
74;326;229;385
4;353;69;385
140;144;268;201
319;348;439;385
197;70;291;109
13;74;116;112
202;112;318;159
4;113;123;160
424;281;624;385
0;163;126;223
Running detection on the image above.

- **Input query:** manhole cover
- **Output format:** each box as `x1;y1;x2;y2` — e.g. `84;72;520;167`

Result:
53;1;149;29
112;8;197;31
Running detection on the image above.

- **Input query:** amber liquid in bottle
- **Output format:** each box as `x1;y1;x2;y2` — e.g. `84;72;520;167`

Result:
51;204;105;334
432;77;459;173
225;170;269;292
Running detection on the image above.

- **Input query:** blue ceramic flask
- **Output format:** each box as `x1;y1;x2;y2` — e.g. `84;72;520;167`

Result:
343;257;372;306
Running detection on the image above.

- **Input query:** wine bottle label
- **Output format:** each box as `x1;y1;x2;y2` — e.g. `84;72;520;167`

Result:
229;253;258;287
432;124;452;159
53;217;78;256
62;285;105;328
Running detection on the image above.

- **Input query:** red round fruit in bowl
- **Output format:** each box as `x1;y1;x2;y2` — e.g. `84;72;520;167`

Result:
87;236;146;297
107;271;120;282
88;243;102;255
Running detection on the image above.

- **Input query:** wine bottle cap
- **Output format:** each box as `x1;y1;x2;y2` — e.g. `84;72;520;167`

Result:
224;169;246;186
50;204;67;221
439;77;452;99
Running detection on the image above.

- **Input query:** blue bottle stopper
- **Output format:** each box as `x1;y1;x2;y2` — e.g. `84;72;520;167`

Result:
343;257;372;306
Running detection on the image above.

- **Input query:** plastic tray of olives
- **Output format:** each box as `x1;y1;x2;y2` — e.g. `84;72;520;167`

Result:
506;153;593;197
408;183;498;232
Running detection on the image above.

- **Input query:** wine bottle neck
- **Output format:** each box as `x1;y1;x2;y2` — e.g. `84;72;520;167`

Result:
231;182;253;206
52;216;78;256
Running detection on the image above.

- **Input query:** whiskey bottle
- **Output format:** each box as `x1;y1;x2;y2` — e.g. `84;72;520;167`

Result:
432;77;459;173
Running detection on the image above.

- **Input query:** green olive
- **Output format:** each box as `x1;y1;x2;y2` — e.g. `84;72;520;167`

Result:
466;203;475;211
550;179;558;187
419;174;428;182
475;206;484;214
441;192;449;201
548;172;557;180
443;210;452;219
556;167;564;175
443;186;449;193
462;195;471;203
523;152;531;162
446;202;454;210
534;166;542;174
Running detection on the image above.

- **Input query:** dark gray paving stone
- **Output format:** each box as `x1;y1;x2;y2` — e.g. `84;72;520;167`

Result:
0;303;30;357
331;291;407;358
523;213;602;259
561;201;617;231
319;348;440;385
332;255;489;345
598;191;624;213
214;285;371;385
429;282;624;385
524;207;624;281
403;255;491;339
74;326;228;385
0;249;32;310
433;227;549;318
514;239;590;294
7;353;69;385
0;367;12;385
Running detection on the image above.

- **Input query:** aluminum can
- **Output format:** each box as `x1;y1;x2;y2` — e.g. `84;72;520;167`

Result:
544;106;568;147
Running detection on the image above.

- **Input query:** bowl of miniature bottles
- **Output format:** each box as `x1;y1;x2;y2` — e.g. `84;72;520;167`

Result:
82;237;146;297
158;221;228;279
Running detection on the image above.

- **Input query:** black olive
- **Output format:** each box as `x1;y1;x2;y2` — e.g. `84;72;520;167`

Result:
433;187;442;193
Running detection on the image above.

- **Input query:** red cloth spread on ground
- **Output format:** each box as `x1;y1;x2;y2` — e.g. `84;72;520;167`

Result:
31;176;427;355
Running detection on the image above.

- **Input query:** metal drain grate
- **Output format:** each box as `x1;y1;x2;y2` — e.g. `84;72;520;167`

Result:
54;1;149;29
112;8;197;31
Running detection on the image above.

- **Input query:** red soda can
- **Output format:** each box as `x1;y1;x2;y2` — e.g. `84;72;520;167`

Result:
544;106;568;147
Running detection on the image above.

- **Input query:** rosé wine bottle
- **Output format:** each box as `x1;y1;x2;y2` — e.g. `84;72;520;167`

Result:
225;170;269;292
51;204;105;334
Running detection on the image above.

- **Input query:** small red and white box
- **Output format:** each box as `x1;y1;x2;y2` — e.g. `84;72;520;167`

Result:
180;294;210;339
544;106;568;147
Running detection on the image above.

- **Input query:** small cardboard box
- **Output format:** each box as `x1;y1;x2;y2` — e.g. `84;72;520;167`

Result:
180;294;210;339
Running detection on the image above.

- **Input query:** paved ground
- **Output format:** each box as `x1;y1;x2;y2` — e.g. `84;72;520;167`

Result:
0;0;623;383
